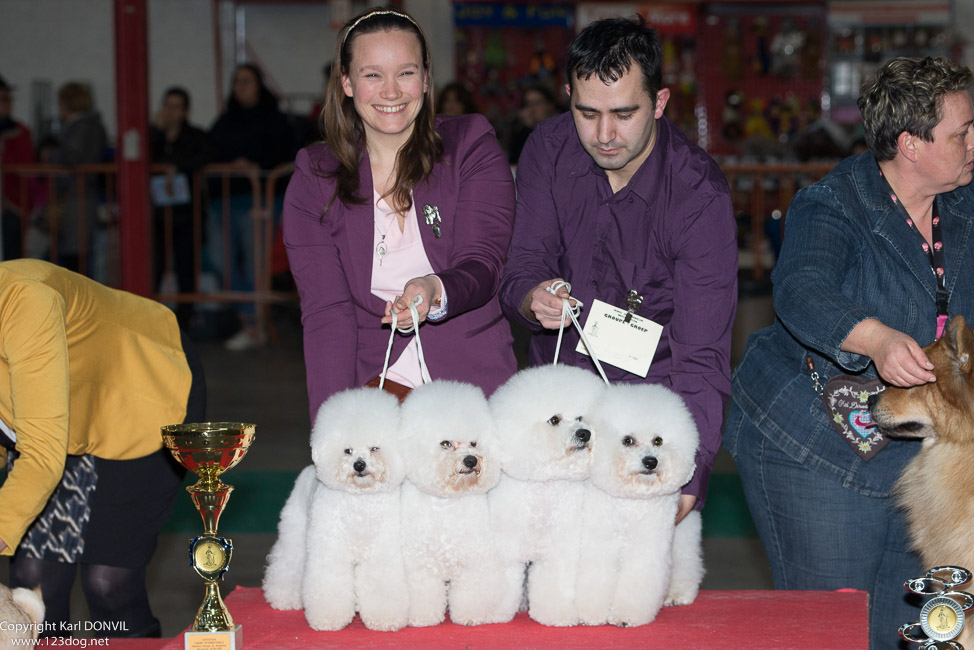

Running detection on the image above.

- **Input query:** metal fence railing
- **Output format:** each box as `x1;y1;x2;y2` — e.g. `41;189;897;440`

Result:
1;160;295;342
0;159;839;338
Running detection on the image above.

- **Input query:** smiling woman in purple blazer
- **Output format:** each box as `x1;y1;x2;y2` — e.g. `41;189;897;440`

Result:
283;6;517;420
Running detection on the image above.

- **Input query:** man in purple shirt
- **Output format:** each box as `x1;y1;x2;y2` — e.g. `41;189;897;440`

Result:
499;15;737;522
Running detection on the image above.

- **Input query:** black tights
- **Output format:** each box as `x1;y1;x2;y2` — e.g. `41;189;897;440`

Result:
9;556;161;638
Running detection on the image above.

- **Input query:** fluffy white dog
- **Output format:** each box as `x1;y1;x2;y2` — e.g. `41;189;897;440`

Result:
262;464;316;611
399;381;507;626
487;364;606;626
667;509;704;607
576;382;701;627
262;387;409;631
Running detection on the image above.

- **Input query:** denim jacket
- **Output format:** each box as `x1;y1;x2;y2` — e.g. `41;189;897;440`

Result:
727;152;974;497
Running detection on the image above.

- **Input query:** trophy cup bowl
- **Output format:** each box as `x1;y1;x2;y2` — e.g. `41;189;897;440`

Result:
162;422;255;641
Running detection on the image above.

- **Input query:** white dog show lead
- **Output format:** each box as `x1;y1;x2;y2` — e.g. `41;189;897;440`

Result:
546;281;610;386
378;310;399;392
546;280;580;366
405;298;432;385
378;295;432;391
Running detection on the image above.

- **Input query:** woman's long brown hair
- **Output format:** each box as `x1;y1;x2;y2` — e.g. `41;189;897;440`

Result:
319;7;443;216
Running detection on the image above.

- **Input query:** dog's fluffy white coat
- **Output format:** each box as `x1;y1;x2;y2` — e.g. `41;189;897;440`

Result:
262;388;409;631
487;364;606;626
577;383;702;627
399;381;507;626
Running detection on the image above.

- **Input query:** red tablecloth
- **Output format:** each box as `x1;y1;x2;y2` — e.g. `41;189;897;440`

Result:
103;586;868;649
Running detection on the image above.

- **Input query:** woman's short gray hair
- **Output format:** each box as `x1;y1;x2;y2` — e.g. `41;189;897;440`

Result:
857;56;972;162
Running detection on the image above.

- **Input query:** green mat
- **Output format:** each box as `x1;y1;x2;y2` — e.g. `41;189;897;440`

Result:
163;470;759;538
702;473;759;538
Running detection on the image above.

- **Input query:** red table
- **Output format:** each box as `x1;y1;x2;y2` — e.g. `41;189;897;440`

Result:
104;586;868;649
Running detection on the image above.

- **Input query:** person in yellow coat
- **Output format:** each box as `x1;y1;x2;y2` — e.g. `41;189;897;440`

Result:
0;259;205;638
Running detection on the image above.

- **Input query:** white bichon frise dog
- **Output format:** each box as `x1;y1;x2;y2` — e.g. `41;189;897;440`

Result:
262;464;316;611
576;382;701;627
487;364;606;626
262;387;409;631
399;381;507;626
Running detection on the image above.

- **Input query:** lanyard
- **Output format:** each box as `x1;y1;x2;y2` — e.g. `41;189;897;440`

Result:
878;168;949;338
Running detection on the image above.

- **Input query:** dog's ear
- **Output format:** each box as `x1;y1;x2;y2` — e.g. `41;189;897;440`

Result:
944;315;974;374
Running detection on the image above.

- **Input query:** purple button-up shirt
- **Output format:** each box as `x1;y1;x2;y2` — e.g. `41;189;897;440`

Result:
499;113;737;506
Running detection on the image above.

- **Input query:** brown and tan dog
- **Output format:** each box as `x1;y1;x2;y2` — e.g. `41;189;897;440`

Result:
870;315;974;645
0;583;44;645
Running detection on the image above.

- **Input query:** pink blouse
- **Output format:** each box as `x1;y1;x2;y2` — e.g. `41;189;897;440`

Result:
370;190;446;387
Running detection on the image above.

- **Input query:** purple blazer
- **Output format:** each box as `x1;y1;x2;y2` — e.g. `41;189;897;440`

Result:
283;114;518;421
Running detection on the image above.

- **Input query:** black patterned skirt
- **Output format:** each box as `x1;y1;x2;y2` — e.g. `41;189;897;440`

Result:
7;448;186;567
8;452;98;563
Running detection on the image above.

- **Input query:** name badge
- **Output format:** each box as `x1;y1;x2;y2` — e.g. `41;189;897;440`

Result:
574;298;662;377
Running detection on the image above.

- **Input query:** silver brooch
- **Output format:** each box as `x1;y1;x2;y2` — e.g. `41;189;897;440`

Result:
422;204;442;238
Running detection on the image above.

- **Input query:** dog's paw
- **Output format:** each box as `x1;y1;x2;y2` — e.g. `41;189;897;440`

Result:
608;613;655;628
264;593;303;611
450;613;500;626
408;602;446;628
407;613;446;628
527;610;579;627
304;608;354;631
361;614;408;632
663;593;695;607
663;584;699;607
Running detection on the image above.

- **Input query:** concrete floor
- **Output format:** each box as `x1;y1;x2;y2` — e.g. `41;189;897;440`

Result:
2;292;778;638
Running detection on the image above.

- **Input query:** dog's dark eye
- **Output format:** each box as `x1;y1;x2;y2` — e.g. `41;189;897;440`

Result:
548;415;561;426
653;436;663;446
343;448;352;455
622;435;636;446
440;440;451;449
370;446;380;452
470;441;477;448
575;416;583;422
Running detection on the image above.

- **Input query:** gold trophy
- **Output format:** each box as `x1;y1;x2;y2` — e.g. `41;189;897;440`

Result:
162;422;255;650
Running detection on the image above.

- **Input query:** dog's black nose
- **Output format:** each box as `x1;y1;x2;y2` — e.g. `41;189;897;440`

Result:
353;459;367;473
463;455;479;469
643;456;658;470
575;428;591;443
867;393;879;410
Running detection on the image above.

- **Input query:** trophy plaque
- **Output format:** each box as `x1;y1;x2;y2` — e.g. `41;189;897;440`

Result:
162;422;255;650
901;566;974;649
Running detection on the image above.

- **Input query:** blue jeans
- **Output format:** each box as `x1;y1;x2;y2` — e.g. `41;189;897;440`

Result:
207;194;257;323
724;404;923;650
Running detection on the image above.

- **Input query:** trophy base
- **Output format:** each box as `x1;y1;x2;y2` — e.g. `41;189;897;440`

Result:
184;624;243;650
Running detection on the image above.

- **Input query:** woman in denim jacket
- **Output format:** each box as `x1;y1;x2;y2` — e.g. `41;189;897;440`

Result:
725;56;974;649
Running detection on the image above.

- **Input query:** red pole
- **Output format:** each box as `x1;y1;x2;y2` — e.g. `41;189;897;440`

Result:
114;0;151;295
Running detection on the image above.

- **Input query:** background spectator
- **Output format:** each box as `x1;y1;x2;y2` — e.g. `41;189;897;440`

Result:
436;81;479;116
208;63;296;350
150;86;212;330
507;84;559;165
49;81;108;274
0;74;34;260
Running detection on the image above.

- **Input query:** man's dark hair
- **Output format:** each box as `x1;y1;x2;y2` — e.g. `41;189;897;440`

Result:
567;14;663;106
164;86;190;111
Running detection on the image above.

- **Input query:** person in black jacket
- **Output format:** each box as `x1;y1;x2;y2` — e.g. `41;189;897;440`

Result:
150;86;212;329
208;64;296;349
